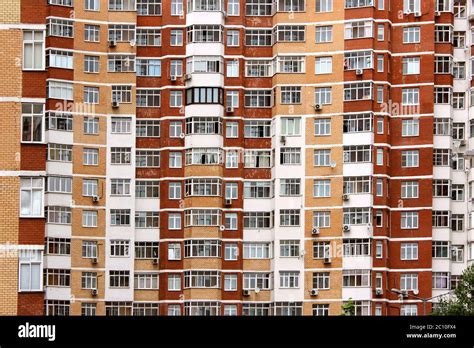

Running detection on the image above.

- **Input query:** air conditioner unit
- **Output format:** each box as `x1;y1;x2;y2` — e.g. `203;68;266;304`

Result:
92;195;99;203
92;257;98;264
314;104;322;111
226;106;234;113
280;136;286;145
342;194;349;201
356;69;363;75
170;75;177;82
225;198;232;206
310;289;319;296
311;227;320;235
414;11;422;17
91;288;98;296
108;40;117;47
324;257;331;264
184;74;192;81
112;100;120;108
343;224;351;232
153;258;159;265
242;289;250;297
375;288;383;295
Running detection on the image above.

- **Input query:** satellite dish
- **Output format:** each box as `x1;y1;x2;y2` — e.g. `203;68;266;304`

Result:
255;287;260;294
129;39;136;47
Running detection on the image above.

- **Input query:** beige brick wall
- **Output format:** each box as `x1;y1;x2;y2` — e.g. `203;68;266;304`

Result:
0;0;21;24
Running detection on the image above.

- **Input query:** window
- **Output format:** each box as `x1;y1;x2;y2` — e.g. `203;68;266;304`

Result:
312;272;330;290
401;150;419;167
226;60;239;77
168;243;181;260
451;245;464;262
184;271;221;289
85;0;100;10
109;271;130;288
432;241;449;258
402;119;419;137
82;211;97;227
401;212;419;229
279;209;300;226
110;209;131;226
280;148;301;165
434;87;452;104
46;112;72;131
226;122;238;138
244;90;272;108
276;56;305;73
343;269;370;287
403;27;420;43
343;208;371;225
186;87;223;105
82;241;98;259
344;51;373;70
84;55;99;73
168;182;182;199
112;85;132;103
377;24;384;41
21;103;44;143
137;0;162;15
166;214;189;233
82;179;98;197
109;0;136;11
134;273;158;290
171;0;183;15
136;180;159;198
403;57;420;75
185;209;220;227
345;20;373;39
274;25;305;42
228;0;240;15
246;0;274;16
244;150;272;168
244;212;273;229
225;213;238;230
244;181;273;198
170;30;183;46
280;240;300;257
401;305;418;316
343;176;371;194
313;180;331;197
170;91;183;107
84;24;100;42
48;81;73;100
225;183;238;200
314;149;331;166
47;49;73;69
243;243;271;259
19;249;43;291
315;25;332;43
135;211;160;228
245;29;272;46
136;58;161;76
224;274;238;291
433;272;450;289
111;148;131;165
184;240;221;258
136;28;161;46
401;181;419;199
244;120;271;138
20;178;44;217
401;243;418;260
135;242;159;259
402;88;419;105
168;274;181;291
44;269;70;287
280;87;301;104
280;179;300;196
433;211;450;228
343;239;370;257
280;271;299;288
83;148;99;166
47;176;72;194
433;149;451;166
47;18;73;38
110;240;130;257
404;0;421;12
313;242;331;259
343;114;372;133
185;148;222;165
433;179;450;198
227;30;240;46
136;90;161;107
316;0;333;12
225;243;238;261
376;149;383;166
344;82;372;101
343;145;371;163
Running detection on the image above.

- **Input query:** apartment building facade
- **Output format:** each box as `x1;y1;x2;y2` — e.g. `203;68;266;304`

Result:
0;0;471;316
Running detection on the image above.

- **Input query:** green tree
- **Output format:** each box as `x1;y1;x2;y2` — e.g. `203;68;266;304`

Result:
432;264;474;316
341;298;355;316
